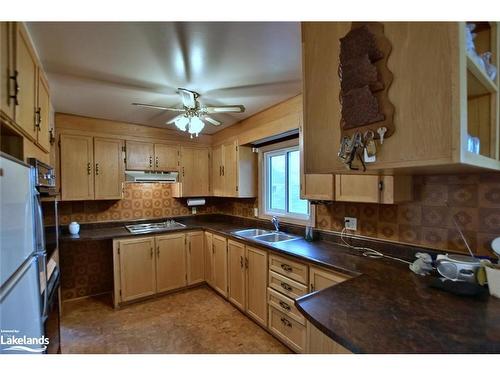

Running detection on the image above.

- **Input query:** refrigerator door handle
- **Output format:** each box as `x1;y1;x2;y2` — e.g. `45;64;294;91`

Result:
34;189;45;254
38;252;49;322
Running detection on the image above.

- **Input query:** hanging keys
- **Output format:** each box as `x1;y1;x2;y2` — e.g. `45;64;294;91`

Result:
377;127;387;144
363;130;376;163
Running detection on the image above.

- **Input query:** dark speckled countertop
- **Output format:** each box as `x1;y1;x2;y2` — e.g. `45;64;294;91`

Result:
59;214;500;353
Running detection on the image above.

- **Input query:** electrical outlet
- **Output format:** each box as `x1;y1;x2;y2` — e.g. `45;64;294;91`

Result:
191;207;197;214
253;207;259;217
344;217;357;231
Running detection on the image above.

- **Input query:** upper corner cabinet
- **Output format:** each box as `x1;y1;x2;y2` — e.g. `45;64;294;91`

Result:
301;22;500;174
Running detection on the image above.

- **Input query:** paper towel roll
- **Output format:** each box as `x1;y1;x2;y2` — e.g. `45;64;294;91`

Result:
187;198;206;206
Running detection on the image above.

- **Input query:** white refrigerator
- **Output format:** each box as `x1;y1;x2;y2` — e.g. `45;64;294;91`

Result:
0;153;47;354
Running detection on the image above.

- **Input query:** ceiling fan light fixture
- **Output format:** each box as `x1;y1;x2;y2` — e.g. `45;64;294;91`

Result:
188;116;205;136
174;115;189;131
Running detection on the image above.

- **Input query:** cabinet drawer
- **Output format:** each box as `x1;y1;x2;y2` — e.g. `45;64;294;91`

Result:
269;271;308;300
269;254;308;284
268;305;306;353
267;287;305;325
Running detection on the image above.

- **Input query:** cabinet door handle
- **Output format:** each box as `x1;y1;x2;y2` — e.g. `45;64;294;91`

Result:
310;283;314;292
9;70;19;105
219;165;222;176
150;247;153;258
87;162;91;175
279;301;291;311
245;257;248;269
182;167;185;177
280;264;293;272
157;246;160;257
222;166;224;176
149;156;153;168
212;244;215;254
35;107;41;130
240;255;243;268
280;317;292;327
189;241;191;253
155;156;159;168
280;282;292;292
95;163;99;175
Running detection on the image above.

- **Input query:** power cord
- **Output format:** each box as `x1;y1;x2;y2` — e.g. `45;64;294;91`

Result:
340;227;411;265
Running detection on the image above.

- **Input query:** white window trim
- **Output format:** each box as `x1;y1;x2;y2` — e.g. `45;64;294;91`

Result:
258;139;315;227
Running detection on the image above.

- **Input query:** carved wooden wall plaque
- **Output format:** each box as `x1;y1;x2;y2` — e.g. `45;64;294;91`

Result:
339;22;394;139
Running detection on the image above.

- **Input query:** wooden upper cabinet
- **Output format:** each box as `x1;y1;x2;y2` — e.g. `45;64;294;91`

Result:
301;174;335;201
0;22;15;120
126;140;154;171
94;137;124;200
156;233;187;293
187;231;204;285
118;237;156;302
15;23;38;141
154;143;179;171
228;240;246;311
175;146;210;197
211;140;257;198
212;145;224;196
223;141;238;196
334;175;412;204
36;71;50;152
60;134;94;201
302;22;500;173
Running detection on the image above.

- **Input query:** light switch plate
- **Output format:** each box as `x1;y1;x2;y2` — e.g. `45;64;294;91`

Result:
344;217;357;231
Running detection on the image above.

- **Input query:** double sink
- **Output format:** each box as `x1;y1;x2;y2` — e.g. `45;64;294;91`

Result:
232;228;301;244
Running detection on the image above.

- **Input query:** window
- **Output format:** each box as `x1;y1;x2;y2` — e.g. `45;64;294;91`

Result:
262;144;310;223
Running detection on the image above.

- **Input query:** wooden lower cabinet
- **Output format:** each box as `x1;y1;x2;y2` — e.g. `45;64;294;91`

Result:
309;266;351;292
245;246;268;327
228;240;246;310
204;232;214;286
307;322;352;354
115;237;156;303
212;234;228;297
187;231;204;285
269;305;307;353
156;233;187;293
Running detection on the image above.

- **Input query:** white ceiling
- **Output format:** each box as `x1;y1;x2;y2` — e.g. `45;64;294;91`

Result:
26;22;302;134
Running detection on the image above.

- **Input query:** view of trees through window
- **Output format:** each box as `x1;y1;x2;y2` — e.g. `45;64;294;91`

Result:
267;148;308;216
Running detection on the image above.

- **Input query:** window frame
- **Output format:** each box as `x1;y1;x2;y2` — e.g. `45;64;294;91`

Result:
258;139;315;226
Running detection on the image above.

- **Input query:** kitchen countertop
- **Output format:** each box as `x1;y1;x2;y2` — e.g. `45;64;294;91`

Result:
59;215;500;353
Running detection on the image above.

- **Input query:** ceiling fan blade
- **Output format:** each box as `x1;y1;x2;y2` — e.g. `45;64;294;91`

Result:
132;103;185;112
204;116;222;126
205;105;245;113
178;88;197;108
166;114;185;124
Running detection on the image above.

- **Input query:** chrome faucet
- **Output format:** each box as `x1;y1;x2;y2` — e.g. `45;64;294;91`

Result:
272;216;280;232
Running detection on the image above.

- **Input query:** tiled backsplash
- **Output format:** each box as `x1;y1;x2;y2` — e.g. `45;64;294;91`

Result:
214;173;500;257
54;173;500;256
53;183;219;226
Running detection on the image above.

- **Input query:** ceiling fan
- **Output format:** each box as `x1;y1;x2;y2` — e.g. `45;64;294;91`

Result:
132;88;245;137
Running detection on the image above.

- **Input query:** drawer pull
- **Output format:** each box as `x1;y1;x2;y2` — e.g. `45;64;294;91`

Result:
240;255;243;268
279;301;291;311
280;264;293;272
280;317;292;327
280;282;292;291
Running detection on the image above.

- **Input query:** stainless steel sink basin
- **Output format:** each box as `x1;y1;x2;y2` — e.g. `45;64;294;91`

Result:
253;232;300;243
232;228;273;238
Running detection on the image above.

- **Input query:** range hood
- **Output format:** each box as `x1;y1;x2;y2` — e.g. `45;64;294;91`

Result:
125;171;178;183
